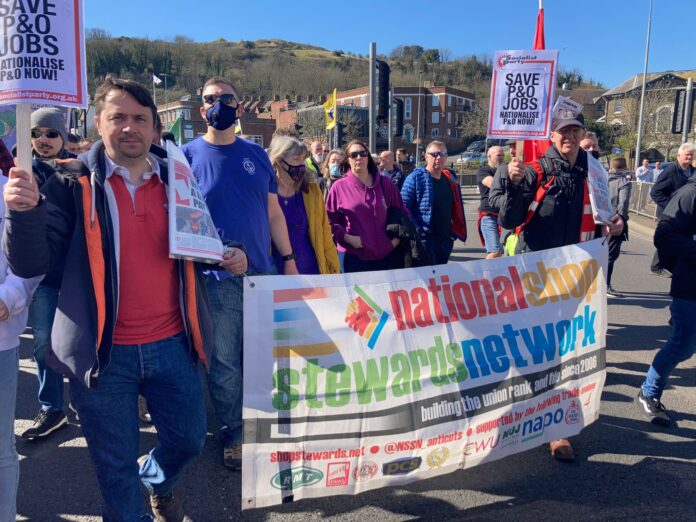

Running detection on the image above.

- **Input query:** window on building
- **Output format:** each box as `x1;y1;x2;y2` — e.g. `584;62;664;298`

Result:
249;135;264;146
404;125;414;144
614;99;623;113
447;95;452;106
432;112;440;124
447;112;451;124
361;95;367;107
175;109;191;120
432;95;440;107
655;106;672;133
431;128;439;138
405;97;412;119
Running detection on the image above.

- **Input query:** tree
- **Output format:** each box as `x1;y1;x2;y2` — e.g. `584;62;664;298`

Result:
457;102;489;140
338;109;367;144
296;107;327;141
607;78;684;161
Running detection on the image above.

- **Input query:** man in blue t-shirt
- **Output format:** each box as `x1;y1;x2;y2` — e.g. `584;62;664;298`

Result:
182;77;297;470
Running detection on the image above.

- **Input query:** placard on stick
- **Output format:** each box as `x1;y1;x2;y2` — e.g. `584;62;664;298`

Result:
487;49;559;140
0;0;87;173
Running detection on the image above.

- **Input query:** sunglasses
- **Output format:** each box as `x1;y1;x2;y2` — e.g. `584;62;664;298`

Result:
31;129;61;139
427;151;447;158
203;93;237;106
348;150;369;159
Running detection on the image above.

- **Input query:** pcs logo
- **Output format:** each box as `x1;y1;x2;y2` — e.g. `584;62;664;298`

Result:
345;285;390;349
382;457;422;476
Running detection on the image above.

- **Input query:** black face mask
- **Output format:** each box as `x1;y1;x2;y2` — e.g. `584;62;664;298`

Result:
282;159;306;182
205;100;238;131
591;150;600;159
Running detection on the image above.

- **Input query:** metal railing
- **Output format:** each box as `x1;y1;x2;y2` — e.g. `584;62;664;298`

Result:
628;180;658;220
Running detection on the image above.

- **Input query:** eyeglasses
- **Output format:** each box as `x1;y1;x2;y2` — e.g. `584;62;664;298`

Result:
427;151;447;158
348;150;368;159
31;129;61;139
203;93;237;106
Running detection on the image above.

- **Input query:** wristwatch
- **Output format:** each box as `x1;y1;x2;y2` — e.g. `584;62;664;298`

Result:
281;252;296;262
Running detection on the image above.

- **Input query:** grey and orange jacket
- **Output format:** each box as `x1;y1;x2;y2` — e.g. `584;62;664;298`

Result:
3;140;221;388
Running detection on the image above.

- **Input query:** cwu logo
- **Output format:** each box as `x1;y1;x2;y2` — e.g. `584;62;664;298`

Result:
344;285;390;349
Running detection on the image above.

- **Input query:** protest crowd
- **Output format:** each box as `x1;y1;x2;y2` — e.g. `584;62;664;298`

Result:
0;64;695;520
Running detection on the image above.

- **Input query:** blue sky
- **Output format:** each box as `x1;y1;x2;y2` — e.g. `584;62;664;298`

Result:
84;0;693;89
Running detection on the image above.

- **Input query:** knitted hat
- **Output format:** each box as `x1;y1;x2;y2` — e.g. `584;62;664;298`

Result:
30;107;67;143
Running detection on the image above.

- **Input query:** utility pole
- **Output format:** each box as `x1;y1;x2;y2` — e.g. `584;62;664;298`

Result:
682;78;694;144
161;73;170;109
635;0;653;170
388;88;393;151
368;42;377;153
415;72;422;166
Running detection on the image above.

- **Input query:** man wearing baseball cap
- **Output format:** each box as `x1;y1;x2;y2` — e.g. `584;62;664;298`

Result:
21;107;76;441
489;109;624;460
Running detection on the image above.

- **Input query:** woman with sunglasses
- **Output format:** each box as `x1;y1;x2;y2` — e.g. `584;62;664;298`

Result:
326;140;408;273
267;135;340;275
320;148;345;198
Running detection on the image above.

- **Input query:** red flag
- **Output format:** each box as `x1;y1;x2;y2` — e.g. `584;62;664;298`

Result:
533;7;545;50
523;4;550;163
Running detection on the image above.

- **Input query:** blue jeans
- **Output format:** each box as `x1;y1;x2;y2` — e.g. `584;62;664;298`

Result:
421;236;455;265
205;270;275;446
28;285;64;412
206;276;244;446
642;298;696;399
0;348;18;522
480;215;503;254
69;333;205;521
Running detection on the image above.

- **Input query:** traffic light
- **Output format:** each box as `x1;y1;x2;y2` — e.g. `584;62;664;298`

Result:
376;60;390;120
394;98;404;137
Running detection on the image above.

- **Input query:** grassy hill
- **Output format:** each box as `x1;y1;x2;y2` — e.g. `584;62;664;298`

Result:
85;32;601;104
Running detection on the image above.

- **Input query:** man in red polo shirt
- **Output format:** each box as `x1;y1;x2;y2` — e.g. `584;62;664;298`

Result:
3;77;247;521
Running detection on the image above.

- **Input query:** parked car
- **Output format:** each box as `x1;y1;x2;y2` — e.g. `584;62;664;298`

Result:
457;151;485;168
466;140;486;153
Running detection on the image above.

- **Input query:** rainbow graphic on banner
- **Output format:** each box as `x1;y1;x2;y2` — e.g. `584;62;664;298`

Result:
272;288;338;358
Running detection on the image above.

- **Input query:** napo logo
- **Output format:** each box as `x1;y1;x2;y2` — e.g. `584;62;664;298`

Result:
565;399;581;425
242;157;256;175
521;407;564;441
270;466;323;490
426;447;450;469
382;457;422;476
353;461;378;482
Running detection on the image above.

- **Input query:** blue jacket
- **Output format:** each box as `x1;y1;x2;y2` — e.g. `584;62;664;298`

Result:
400;167;467;242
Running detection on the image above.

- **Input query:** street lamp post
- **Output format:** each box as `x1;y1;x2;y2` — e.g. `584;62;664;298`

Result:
634;0;653;170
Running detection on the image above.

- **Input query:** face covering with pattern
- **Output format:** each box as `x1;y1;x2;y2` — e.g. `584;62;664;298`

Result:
282;159;306;182
205;100;238;131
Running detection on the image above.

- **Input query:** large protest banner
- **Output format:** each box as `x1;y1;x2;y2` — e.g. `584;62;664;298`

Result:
242;240;607;509
487;49;559;139
0;0;87;107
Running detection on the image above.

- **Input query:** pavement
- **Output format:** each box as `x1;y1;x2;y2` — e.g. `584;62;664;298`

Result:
14;189;695;521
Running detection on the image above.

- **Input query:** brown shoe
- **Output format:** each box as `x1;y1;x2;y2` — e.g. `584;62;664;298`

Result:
549;438;575;461
150;491;192;522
